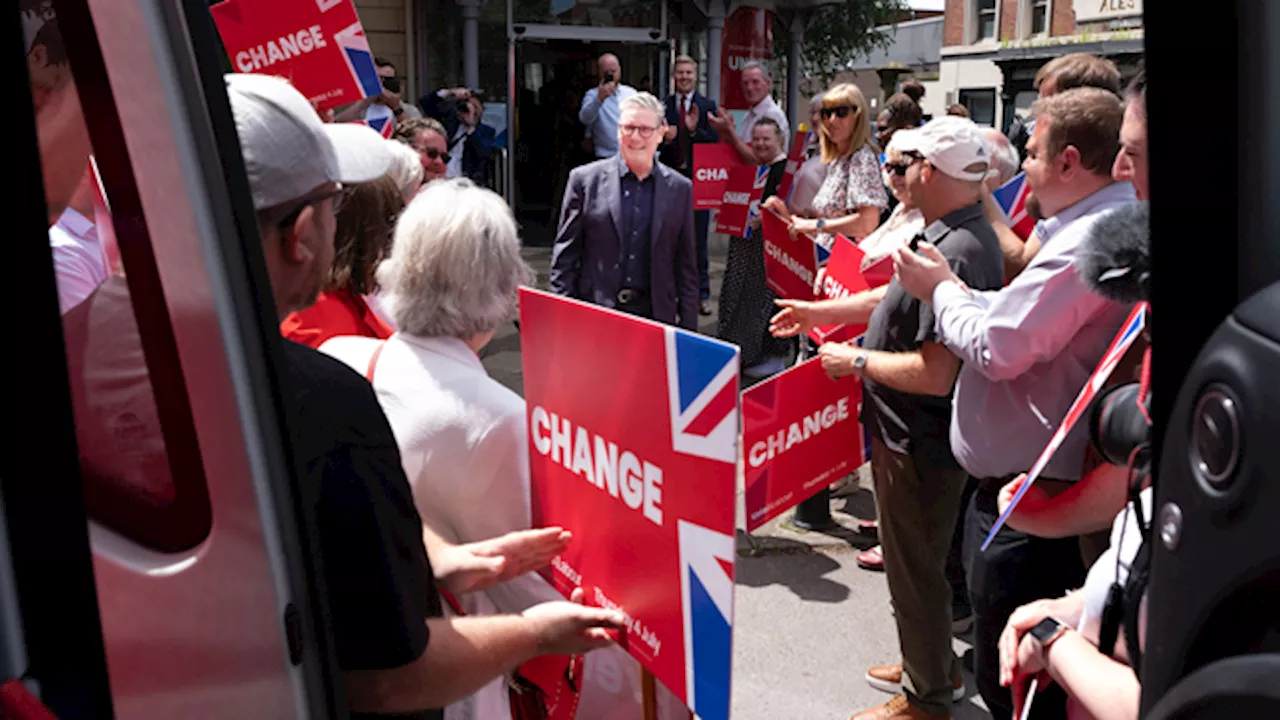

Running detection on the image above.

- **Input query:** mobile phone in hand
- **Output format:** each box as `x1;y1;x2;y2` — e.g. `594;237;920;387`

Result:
909;235;922;252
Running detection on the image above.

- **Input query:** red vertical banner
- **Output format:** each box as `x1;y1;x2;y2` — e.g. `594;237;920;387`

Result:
720;7;773;110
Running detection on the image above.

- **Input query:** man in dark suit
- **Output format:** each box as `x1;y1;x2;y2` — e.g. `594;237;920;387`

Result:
659;55;718;316
551;92;699;330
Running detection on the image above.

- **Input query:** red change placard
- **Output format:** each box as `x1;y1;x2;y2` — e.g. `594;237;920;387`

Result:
520;289;739;720
715;165;767;237
774;128;811;203
743;357;864;531
211;0;382;111
693;144;746;210
761;209;818;300
808;235;894;345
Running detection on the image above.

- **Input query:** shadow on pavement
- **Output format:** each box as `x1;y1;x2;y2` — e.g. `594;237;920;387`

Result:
733;535;852;603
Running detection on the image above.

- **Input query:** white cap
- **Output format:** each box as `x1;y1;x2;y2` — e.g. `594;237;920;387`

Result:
225;73;391;211
891;116;990;183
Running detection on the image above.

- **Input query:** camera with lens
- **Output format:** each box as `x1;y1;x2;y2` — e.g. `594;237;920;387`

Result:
1089;382;1152;472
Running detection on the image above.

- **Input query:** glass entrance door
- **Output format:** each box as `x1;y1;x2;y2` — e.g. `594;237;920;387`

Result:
507;35;666;245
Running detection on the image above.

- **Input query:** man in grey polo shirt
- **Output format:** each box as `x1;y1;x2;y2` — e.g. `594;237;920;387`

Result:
813;117;1004;720
895;87;1135;720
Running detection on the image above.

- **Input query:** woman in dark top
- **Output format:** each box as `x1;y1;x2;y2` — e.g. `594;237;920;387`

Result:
717;117;793;379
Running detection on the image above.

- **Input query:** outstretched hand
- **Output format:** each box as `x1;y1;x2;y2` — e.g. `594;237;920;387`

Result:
522;587;627;656
435;527;572;596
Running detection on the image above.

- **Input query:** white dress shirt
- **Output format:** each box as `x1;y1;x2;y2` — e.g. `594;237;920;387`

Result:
739;94;790;149
48;208;107;314
932;182;1137;480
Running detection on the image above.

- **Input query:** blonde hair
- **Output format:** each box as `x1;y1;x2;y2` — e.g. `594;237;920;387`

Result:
818;83;872;163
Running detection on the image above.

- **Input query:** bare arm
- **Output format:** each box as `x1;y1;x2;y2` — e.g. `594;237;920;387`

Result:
793;206;880;240
770;285;890;337
347;596;624;714
1043;631;1141;720
999;463;1131;538
819;340;960;397
334;97;375;123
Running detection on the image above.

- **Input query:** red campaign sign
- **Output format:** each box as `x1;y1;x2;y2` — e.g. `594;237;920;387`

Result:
743;357;865;531
519;288;739;720
808;235;894;345
693;144;746;210
720;7;773;110
714;165;768;237
774;128;812;203
761;209;818;300
211;0;383;111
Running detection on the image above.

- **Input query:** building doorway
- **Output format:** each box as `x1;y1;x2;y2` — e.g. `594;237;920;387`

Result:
510;38;668;245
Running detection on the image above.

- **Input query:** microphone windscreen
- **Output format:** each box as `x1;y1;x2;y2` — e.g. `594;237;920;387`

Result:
1079;201;1150;304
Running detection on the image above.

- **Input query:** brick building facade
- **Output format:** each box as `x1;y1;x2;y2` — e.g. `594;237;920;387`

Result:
939;0;1143;132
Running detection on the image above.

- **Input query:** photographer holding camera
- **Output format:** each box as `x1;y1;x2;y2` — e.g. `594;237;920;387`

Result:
335;57;423;124
996;71;1152;720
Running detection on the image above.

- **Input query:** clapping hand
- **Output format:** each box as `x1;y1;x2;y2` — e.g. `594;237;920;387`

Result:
684;102;700;133
707;108;734;135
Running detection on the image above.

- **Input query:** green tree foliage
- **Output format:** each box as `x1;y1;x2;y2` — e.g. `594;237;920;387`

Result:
775;0;909;82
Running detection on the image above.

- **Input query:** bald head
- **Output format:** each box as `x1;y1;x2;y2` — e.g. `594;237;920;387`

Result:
598;53;620;78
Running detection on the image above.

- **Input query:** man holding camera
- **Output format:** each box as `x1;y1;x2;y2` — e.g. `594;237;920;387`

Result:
421;88;496;186
335;57;422;124
894;87;1136;720
579;53;637;159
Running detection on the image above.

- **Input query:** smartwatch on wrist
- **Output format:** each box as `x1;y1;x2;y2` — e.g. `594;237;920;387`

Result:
1030;617;1070;652
816;218;826;232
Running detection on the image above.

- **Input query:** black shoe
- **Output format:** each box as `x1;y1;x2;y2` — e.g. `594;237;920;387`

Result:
699;300;713;316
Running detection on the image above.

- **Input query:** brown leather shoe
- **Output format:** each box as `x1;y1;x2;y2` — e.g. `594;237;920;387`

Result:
848;694;950;720
865;663;965;702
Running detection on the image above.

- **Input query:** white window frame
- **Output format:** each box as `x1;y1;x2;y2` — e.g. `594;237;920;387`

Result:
970;0;1000;44
1021;0;1052;38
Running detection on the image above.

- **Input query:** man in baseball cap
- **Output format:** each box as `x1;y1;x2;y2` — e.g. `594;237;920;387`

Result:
226;73;626;717
819;114;1006;720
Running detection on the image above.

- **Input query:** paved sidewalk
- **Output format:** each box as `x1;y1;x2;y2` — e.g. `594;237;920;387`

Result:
482;236;992;720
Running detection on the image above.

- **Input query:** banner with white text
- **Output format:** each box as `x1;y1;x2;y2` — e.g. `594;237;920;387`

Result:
211;0;382;111
693;143;746;210
743;356;864;531
520;288;739;720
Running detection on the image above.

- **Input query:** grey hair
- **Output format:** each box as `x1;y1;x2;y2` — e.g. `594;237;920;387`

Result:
384;139;424;201
377;178;533;338
810;92;824;108
619;92;667;123
983;128;1021;186
741;59;772;80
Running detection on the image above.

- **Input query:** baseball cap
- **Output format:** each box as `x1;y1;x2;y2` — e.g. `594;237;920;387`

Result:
226;73;391;211
891;116;990;183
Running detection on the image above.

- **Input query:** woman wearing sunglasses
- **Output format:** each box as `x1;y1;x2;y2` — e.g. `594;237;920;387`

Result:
763;83;888;249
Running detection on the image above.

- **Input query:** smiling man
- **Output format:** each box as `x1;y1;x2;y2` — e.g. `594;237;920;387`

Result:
551;92;699;330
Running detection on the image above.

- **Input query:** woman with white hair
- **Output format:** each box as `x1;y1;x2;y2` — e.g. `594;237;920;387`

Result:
322;178;543;719
384;137;425;202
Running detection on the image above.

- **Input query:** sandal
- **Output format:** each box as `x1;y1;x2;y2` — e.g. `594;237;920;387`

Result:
856;545;884;571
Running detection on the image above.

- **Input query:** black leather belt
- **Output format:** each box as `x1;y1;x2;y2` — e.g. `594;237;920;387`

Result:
617;288;648;304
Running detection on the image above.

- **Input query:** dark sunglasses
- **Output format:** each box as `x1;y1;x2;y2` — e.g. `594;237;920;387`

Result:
884;162;909;176
414;146;452;164
820;105;857;120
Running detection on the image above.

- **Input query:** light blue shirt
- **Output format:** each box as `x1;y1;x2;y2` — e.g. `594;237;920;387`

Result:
579;84;637;158
933;181;1137;480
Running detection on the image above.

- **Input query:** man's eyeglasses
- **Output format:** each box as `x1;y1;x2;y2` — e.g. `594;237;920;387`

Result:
414;146;451;164
273;184;345;229
820;105;857;120
620;124;660;138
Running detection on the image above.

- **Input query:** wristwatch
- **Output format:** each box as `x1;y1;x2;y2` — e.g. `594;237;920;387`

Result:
852;352;868;376
816;218;826;232
1030;617;1070;652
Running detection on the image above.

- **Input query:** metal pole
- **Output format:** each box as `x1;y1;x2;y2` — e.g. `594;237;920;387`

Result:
460;0;482;89
786;10;807;137
705;1;726;105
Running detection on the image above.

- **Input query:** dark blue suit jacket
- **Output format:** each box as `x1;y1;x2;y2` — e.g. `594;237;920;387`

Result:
658;92;718;174
550;158;699;329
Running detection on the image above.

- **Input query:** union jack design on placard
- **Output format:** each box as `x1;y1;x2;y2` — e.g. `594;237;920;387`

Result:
742;165;771;240
665;328;740;463
993;172;1037;241
678;519;735;720
363;103;396;138
982;302;1148;550
332;22;383;99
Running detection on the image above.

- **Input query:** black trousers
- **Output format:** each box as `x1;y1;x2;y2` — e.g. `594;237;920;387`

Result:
963;481;1087;720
